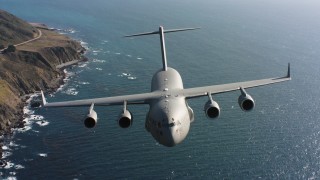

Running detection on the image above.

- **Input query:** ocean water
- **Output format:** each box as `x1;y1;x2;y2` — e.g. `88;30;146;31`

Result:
1;0;320;179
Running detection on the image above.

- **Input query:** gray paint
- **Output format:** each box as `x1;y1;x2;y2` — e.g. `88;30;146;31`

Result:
41;26;291;147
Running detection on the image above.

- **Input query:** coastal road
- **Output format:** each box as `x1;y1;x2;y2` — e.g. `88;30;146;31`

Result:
0;28;42;53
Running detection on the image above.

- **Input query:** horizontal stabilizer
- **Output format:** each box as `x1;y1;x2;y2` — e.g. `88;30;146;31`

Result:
124;27;200;38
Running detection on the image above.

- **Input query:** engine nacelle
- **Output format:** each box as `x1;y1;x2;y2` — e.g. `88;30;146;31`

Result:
238;89;255;111
204;100;220;119
84;109;97;128
118;110;133;128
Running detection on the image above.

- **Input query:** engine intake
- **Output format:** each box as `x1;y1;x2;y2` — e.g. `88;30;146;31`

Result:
118;110;133;128
238;87;255;111
204;100;220;119
84;109;97;128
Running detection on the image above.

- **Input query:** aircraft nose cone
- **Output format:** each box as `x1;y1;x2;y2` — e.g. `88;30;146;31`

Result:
161;126;183;147
170;126;184;144
158;126;181;147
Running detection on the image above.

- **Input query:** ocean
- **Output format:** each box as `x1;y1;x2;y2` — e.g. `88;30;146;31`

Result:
1;0;320;179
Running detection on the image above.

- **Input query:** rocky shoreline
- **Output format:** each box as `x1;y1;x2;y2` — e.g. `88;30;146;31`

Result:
0;11;88;150
0;10;91;162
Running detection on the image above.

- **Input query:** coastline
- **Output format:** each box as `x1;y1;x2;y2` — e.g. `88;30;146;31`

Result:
0;23;88;163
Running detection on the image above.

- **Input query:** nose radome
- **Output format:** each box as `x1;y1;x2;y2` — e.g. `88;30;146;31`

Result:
159;123;180;147
170;126;184;145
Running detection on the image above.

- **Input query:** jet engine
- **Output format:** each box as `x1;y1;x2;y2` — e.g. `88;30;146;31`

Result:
84;103;97;128
238;87;255;111
204;100;220;119
118;109;133;128
204;93;220;119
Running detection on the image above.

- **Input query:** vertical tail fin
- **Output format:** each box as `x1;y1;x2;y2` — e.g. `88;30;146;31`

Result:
124;26;200;71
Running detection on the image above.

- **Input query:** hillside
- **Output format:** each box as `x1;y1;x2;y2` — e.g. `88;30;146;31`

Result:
0;10;85;134
0;10;38;48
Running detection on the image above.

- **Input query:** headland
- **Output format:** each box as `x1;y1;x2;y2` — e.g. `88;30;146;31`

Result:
0;10;86;137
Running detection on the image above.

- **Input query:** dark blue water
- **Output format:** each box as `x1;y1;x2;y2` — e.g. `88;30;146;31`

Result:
1;0;320;179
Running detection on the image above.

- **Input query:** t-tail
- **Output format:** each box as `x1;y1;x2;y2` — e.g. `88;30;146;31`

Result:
124;26;200;71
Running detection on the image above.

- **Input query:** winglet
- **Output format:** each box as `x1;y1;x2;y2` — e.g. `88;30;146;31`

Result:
287;63;291;78
41;90;47;106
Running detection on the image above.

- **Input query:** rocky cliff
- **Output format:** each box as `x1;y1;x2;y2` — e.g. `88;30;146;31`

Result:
0;10;85;134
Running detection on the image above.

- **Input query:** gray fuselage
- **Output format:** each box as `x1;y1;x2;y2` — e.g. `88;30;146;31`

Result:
146;67;193;147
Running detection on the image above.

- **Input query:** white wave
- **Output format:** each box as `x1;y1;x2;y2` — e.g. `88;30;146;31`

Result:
78;62;88;68
36;121;49;127
127;77;137;80
38;153;48;157
56;84;64;92
64;28;77;33
4;161;14;169
79;40;88;45
6;176;17;180
137;57;143;60
22;117;31;126
17;93;48;133
16;125;32;133
9;142;19;147
14;164;25;169
92;50;101;56
122;73;131;76
96;68;103;71
118;72;132;77
126;55;132;57
2;151;13;159
57;68;77;92
23;107;34;115
62;72;71;83
78;81;90;85
92;59;106;63
2;145;10;151
64;69;76;77
30;115;44;121
79;40;89;49
64;88;78;96
115;52;121;55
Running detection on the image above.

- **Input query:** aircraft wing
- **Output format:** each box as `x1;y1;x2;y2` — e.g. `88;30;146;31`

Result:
180;64;291;98
41;91;162;108
42;64;290;107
